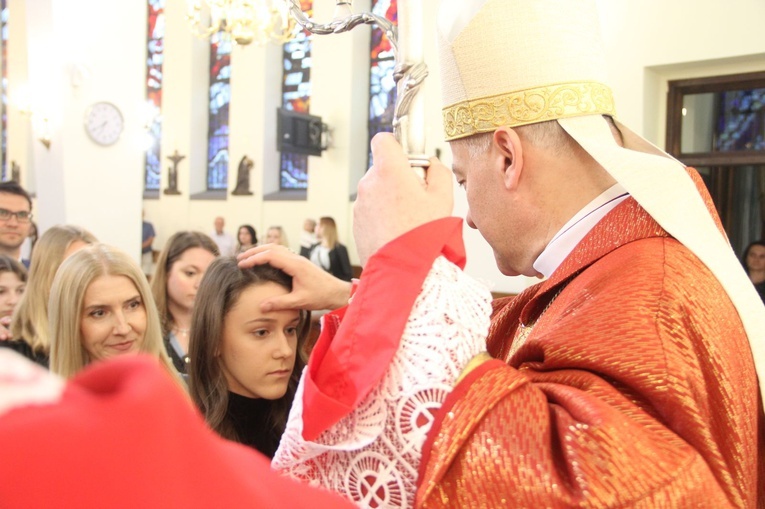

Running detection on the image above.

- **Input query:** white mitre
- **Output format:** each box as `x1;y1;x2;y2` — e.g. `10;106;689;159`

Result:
437;0;765;404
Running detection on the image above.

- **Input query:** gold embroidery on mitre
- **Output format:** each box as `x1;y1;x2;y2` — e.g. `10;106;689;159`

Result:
442;81;616;141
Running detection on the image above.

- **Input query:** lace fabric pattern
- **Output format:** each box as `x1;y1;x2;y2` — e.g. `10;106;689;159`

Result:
272;256;492;508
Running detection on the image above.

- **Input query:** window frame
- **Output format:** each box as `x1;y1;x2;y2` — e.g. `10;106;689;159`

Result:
665;70;765;167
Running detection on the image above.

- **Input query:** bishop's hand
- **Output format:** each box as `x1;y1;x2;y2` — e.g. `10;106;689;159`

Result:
354;133;454;266
237;245;351;312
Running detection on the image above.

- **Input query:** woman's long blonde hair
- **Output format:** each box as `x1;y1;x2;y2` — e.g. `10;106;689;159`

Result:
48;243;176;380
11;225;97;353
318;217;338;250
267;226;290;247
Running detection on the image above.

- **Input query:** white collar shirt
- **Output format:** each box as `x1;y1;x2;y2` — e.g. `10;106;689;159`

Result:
533;184;630;278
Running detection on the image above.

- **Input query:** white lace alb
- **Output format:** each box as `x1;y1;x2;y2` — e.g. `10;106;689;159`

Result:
272;256;492;508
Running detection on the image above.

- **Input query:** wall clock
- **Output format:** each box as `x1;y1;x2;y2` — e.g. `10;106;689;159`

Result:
84;101;124;146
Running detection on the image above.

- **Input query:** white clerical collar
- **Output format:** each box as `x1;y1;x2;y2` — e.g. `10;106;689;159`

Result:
533;184;630;278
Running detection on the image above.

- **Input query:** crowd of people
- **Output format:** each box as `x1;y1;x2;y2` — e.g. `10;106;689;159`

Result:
0;185;356;505
1;0;763;507
0;171;346;388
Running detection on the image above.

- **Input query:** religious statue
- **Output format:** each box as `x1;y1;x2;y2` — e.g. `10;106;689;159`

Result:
10;161;20;184
231;155;254;196
164;150;185;195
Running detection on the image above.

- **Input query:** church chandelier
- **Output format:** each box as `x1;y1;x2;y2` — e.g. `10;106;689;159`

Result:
186;0;298;46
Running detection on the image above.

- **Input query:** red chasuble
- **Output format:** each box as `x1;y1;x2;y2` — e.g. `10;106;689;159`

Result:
416;199;764;508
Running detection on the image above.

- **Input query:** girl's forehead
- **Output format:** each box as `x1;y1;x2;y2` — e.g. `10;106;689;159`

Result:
0;271;23;281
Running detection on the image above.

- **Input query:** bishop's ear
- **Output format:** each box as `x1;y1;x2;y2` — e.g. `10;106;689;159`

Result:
493;127;523;190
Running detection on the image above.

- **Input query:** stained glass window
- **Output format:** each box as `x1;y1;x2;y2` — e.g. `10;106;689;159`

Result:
208;30;231;190
715;89;765;152
1;0;8;181
368;0;397;168
144;0;165;191
279;0;312;191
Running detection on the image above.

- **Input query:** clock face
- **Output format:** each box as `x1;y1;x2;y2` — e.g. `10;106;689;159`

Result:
84;102;124;146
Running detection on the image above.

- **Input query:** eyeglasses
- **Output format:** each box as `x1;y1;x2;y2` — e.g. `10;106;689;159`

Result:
0;208;32;223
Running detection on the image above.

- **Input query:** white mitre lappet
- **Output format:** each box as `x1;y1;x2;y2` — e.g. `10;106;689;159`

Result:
437;0;765;403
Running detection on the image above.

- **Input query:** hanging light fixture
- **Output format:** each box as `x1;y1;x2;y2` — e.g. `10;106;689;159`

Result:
186;0;298;46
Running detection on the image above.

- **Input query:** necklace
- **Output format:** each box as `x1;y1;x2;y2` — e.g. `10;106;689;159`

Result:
173;326;190;336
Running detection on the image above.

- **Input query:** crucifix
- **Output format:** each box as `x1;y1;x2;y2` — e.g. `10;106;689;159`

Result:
164;150;185;195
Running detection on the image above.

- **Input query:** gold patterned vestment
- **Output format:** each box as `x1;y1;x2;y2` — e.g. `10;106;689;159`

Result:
416;195;764;508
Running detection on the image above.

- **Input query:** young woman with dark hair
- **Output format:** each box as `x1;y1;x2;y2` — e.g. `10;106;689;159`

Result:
742;240;765;302
188;257;309;457
236;224;258;253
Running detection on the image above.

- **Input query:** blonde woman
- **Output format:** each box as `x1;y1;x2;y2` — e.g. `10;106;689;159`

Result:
265;226;290;248
0;225;96;367
48;243;178;383
151;231;219;374
307;217;352;282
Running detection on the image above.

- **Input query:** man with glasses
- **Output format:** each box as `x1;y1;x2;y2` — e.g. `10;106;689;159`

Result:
0;181;33;268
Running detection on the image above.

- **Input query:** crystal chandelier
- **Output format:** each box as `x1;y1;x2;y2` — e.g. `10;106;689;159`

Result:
186;0;298;46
